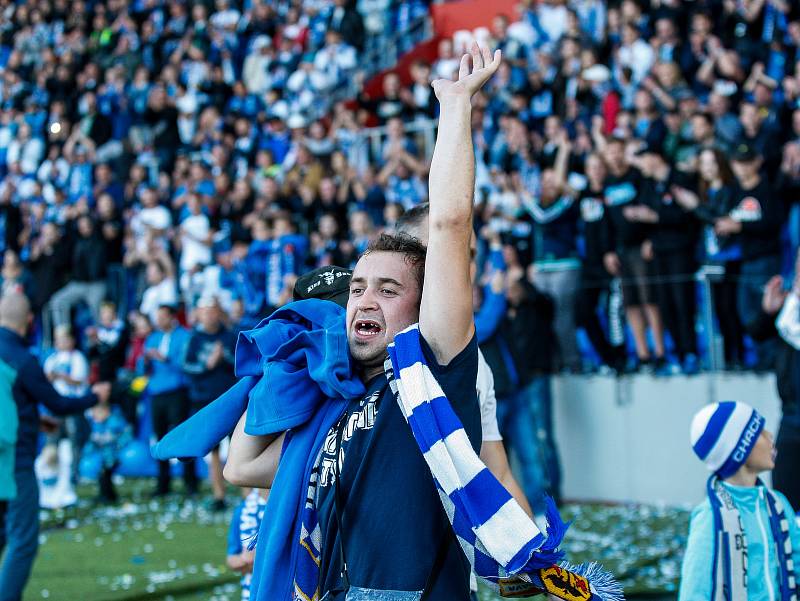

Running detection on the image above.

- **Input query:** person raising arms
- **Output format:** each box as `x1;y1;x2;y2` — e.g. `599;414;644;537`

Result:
225;44;502;600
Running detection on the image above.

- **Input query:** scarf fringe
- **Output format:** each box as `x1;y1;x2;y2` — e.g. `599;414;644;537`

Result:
246;532;258;552
527;496;569;569
558;561;626;601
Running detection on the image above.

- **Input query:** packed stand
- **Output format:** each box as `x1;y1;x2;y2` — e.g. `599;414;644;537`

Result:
448;0;800;377
0;0;436;509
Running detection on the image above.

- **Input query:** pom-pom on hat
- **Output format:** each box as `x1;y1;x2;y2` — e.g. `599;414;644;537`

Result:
691;401;765;478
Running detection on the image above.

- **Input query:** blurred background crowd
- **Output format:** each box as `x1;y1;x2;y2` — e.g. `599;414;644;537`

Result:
0;0;799;512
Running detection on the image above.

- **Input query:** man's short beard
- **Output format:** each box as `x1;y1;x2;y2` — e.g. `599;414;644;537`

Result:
349;339;388;371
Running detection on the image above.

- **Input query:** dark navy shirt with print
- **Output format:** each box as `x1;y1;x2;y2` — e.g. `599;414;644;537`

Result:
603;167;650;250
315;335;480;600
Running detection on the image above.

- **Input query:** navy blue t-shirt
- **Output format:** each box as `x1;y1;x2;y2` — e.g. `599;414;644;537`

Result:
315;335;480;599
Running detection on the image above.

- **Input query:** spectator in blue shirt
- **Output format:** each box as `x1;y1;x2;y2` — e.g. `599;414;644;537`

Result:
140;304;195;497
84;403;132;504
227;488;268;601
183;295;236;511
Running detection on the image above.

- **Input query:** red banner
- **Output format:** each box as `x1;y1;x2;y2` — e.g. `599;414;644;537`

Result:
430;0;520;39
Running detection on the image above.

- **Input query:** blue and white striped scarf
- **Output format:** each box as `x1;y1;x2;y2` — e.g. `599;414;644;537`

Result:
708;476;797;601
385;324;623;599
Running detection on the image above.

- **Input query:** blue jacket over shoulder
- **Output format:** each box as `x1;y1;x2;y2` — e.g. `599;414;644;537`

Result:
153;300;364;601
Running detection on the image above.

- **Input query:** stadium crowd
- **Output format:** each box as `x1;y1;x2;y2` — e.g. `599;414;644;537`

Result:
0;0;799;380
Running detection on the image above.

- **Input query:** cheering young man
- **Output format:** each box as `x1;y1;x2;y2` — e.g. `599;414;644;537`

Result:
225;44;502;599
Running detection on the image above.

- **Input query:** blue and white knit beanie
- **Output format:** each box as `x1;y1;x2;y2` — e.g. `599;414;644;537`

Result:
690;401;766;479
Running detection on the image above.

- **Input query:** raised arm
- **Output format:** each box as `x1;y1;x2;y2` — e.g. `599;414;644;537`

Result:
420;44;501;365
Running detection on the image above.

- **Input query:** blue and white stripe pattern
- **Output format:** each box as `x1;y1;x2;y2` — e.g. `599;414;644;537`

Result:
385;324;565;582
707;476;797;601
691;401;766;479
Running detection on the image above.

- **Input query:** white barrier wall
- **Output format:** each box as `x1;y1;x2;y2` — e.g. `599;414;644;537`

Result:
552;373;782;507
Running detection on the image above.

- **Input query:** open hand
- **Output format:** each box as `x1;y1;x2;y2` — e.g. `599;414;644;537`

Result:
671;186;700;210
603;252;621;276
432;43;501;101
762;275;787;315
714;216;742;236
39;414;60;434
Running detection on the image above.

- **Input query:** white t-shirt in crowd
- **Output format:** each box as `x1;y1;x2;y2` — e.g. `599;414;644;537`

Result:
777;292;800;350
140;277;178;324
210;8;241;30
433;57;460;80
477;349;502;442
43;350;89;397
179;213;212;272
537;3;568;42
131;205;172;253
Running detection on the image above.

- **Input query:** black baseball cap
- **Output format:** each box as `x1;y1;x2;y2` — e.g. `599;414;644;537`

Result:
293;266;352;308
731;142;759;162
635;142;666;160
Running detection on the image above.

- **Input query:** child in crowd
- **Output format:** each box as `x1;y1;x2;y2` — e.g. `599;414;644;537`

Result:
39;325;90;508
85;300;128;384
227;488;268;601
83;403;131;503
680;401;800;599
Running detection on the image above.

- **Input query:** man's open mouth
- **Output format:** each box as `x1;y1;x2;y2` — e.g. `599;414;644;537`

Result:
355;319;383;338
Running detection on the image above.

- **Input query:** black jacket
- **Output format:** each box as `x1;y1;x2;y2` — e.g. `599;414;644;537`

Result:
602;167;652;251
577;187;610;276
327;7;364;50
28;240;69;311
480;280;556;397
87;321;129;382
71;233;108;282
0;203;21;253
691;183;741;260
641;169;700;253
145;106;180;149
692;184;739;222
730;179;783;262
86;112;112;147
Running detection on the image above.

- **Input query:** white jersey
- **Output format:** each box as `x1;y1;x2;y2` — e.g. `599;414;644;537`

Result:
472;349;502;592
179;213;212;272
43;350;89;398
477;349;502;442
